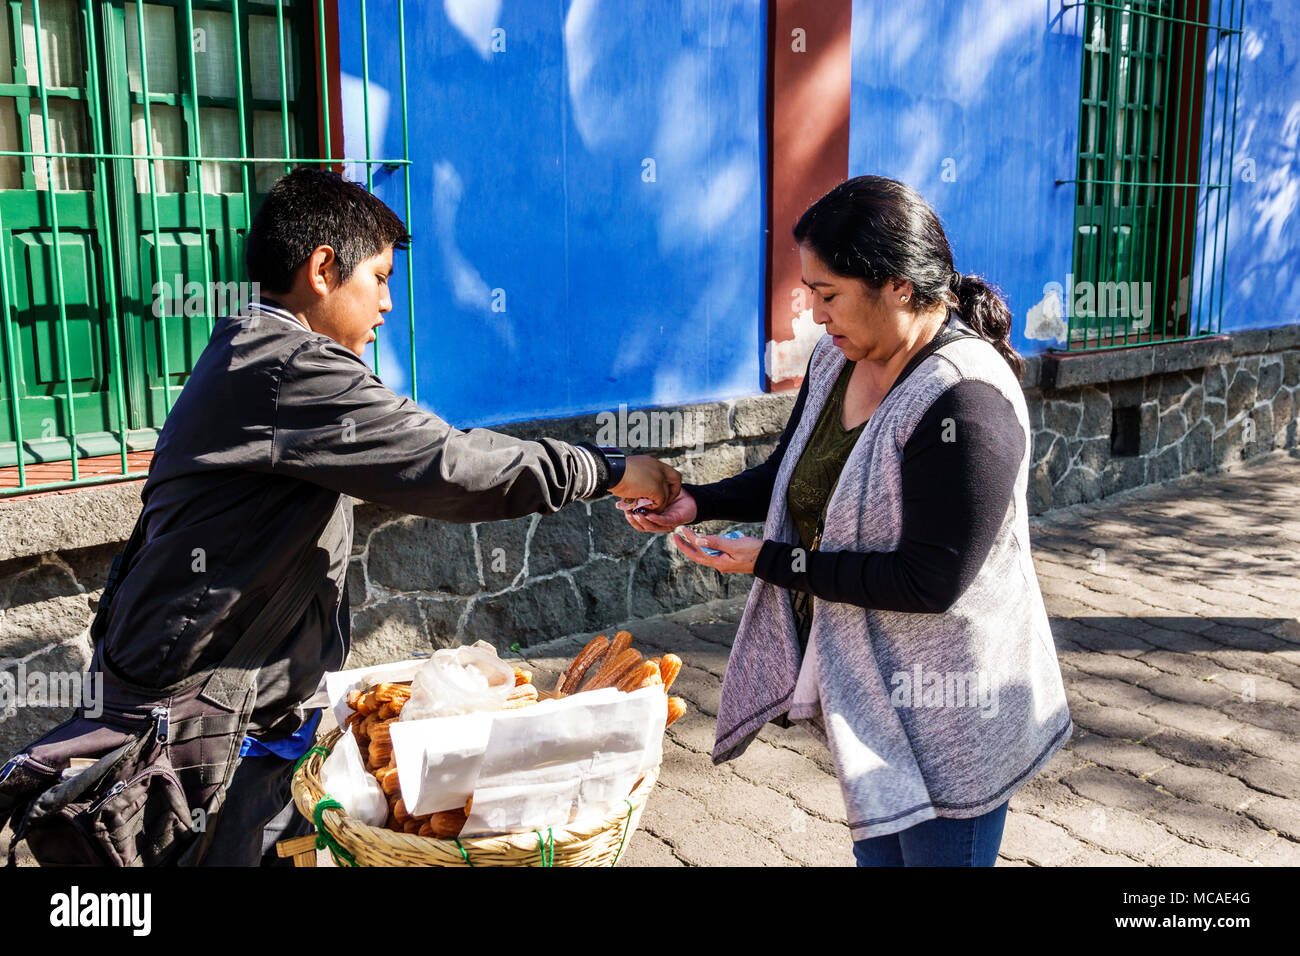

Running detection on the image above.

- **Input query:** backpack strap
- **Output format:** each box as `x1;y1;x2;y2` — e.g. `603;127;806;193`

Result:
197;544;331;711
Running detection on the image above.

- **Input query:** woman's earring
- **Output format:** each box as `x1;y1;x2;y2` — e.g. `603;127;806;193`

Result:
900;294;909;303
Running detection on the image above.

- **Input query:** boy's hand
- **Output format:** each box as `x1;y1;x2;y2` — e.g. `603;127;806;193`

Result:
609;456;681;511
617;488;698;531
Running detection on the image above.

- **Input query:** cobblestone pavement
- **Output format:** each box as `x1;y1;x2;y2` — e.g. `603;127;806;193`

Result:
525;451;1300;866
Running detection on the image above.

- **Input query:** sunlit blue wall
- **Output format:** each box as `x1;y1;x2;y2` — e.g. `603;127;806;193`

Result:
337;0;766;426
1214;0;1300;332
847;0;1084;358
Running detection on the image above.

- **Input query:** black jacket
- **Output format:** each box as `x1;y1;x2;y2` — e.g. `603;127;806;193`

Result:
101;300;609;738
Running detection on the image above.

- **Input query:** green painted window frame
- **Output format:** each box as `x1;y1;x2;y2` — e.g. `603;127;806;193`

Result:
1063;0;1246;351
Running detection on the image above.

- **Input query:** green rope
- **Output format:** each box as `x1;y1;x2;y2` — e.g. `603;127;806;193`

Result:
294;745;330;774
610;799;635;867
453;837;473;867
313;796;357;867
532;827;554;867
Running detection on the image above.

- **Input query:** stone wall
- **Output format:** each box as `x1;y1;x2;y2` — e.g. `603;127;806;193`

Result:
2;324;1299;758
1021;326;1300;512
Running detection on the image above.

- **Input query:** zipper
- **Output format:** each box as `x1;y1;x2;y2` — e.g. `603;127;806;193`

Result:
0;753;28;783
151;706;170;743
87;780;126;813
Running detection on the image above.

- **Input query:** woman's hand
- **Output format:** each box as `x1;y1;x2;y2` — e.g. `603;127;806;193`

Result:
670;527;762;574
617;487;697;531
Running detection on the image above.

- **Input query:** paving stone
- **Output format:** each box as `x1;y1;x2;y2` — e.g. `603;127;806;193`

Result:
1240;794;1300;842
1068;699;1164;741
1135;649;1226;680
638;783;712;838
664;710;718;754
1151;842;1260;866
1142;728;1244;773
1147;763;1261;812
1139;699;1243;738
771;811;855;867
1073;676;1167;711
620;832;687;867
1226;723;1300;764
1230;756;1300;799
1060;846;1146;866
1252;837;1300;866
1066;651;1166;684
1040;743;1090;779
1068;735;1172;778
1048;802;1184;863
671;817;792;867
755;721;838;774
729;743;848;822
1010;776;1085;815
1217;698;1300;735
1207;669;1300;706
999;812;1087;866
1136;672;1235;708
1200;649;1300;690
1060;765;1177;815
1145;795;1276;858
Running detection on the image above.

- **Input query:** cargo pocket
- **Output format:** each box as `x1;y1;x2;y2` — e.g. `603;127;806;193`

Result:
88;766;195;867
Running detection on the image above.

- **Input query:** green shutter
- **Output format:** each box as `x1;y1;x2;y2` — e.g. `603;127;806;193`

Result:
1067;0;1245;351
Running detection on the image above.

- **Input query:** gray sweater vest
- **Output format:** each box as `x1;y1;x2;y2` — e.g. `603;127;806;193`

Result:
713;323;1074;840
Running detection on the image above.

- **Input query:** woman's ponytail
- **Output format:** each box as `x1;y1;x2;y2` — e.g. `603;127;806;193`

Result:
954;273;1024;378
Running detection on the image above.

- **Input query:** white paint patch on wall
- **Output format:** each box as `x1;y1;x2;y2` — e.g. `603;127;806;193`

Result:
765;310;822;383
1025;288;1068;344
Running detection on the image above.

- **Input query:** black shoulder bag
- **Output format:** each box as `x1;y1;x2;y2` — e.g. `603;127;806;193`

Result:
0;510;327;867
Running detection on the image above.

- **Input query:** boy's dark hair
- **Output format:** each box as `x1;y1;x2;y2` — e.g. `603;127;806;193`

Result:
245;167;410;294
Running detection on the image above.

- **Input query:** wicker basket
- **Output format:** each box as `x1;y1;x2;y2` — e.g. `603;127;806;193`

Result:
292;727;659;867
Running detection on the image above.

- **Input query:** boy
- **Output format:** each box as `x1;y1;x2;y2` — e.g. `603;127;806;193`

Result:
95;168;679;864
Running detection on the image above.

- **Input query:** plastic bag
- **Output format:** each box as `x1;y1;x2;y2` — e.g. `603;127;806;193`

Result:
319;728;388;827
400;642;516;721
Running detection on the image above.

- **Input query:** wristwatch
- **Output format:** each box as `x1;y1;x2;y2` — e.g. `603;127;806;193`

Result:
595;445;627;491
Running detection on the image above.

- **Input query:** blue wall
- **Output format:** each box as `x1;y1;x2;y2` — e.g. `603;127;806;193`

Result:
337;0;766;427
847;0;1084;357
1213;0;1300;331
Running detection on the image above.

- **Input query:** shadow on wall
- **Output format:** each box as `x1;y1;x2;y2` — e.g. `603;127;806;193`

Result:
1218;0;1300;331
337;0;765;427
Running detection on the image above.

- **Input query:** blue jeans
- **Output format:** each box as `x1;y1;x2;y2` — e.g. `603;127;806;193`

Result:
852;801;1010;867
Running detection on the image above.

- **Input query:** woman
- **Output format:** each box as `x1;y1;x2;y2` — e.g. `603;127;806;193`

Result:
621;176;1072;867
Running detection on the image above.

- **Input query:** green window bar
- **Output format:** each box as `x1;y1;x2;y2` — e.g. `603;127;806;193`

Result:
0;0;415;498
1058;0;1245;351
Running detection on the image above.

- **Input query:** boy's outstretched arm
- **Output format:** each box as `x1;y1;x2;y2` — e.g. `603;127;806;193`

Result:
264;337;678;521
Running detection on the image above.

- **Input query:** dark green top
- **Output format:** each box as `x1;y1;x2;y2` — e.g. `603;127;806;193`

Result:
785;360;865;651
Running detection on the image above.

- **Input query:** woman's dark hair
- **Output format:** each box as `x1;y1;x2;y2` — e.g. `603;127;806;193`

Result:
792;175;1023;377
245;167;411;294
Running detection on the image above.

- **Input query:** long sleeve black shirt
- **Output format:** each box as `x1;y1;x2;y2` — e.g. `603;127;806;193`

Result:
683;355;1026;615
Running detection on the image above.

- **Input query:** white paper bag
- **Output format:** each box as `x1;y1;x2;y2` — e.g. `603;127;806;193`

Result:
461;688;667;836
389;712;494;816
319;728;389;827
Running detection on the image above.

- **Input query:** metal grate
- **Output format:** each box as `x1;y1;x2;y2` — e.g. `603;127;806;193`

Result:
0;0;414;496
1059;0;1245;351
